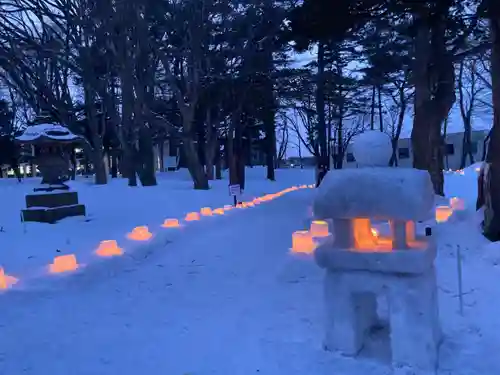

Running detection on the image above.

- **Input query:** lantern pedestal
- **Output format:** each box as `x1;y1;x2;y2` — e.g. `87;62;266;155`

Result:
322;266;441;373
21;191;86;224
313;166;441;374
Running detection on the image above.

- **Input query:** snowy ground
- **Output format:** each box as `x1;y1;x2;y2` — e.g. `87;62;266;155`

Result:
0;166;499;375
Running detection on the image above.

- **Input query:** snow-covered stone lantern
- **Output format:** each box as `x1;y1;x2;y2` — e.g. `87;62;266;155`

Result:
313;131;441;374
16;115;86;223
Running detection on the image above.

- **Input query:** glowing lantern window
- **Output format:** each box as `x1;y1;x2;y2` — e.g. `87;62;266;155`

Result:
213;208;225;215
353;218;380;250
435;206;452;223
127;226;153;241
185;212;200;221
162;219;180;228
96;240;123;257
49;254;79;273
310;220;329;237
0;267;18;289
291;231;317;254
200;207;212;216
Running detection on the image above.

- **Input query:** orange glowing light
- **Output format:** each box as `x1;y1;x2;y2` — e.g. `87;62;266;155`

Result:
213;208;225;215
200;207;212;216
185;212;200;221
127;226;153;241
435;206;452;223
310;220;329;237
450;197;465;211
162;218;180;228
95;240;123;257
291;231;317;254
0;267;18;289
352;219;392;251
246;202;255;207
49;254;79;273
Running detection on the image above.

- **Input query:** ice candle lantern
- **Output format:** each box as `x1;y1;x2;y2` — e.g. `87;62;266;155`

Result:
127;226;152;241
312;131;441;375
49;254;79;273
95;240;123;257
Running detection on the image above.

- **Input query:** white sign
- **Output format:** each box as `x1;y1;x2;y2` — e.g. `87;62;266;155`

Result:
229;184;241;196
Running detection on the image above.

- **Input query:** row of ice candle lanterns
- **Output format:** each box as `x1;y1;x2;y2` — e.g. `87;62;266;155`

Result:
0;184;316;290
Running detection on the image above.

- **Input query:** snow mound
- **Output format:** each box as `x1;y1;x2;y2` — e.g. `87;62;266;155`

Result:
313;167;435;221
351;130;392;167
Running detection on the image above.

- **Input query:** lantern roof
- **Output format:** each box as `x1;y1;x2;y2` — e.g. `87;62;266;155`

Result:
15;123;82;144
313;168;435;221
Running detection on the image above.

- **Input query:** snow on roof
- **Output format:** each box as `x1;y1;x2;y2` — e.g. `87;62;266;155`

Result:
15;123;81;143
313;167;435;221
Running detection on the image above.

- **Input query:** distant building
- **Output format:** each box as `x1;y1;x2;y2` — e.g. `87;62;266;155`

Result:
339;129;489;170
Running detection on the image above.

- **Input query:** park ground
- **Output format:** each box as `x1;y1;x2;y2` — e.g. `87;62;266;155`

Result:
0;166;498;375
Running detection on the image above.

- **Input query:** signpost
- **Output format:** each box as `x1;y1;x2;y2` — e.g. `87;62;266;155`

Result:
229;184;241;206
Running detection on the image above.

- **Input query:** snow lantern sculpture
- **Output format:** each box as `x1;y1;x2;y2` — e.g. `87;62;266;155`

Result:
313;131;441;374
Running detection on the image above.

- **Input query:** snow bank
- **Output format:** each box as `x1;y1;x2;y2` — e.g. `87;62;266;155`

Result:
313;167;435;221
351;130;392;167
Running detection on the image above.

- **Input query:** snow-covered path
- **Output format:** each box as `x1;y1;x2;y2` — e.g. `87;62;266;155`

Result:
0;180;500;375
0;188;327;375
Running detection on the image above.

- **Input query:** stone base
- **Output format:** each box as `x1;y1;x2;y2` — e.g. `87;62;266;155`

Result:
22;204;86;224
26;191;79;208
322;268;441;374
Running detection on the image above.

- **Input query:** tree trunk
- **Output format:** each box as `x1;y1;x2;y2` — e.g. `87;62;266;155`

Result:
370;85;376;130
215;142;222;180
315;42;328;170
137;126;157;186
411;17;455;196
483;10;500;241
264;112;276;181
377;85;384;132
389;95;406;166
204;111;217;180
111;153;118;178
183;137;209;189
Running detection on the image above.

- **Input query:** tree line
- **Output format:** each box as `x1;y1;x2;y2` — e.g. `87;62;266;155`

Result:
0;0;497;195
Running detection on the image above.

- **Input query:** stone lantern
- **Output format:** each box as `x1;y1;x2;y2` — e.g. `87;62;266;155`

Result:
16;119;86;223
313;131;441;374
